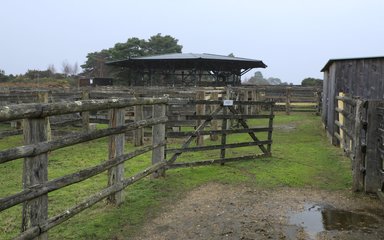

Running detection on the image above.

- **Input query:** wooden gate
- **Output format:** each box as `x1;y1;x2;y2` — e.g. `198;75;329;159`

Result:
165;97;275;168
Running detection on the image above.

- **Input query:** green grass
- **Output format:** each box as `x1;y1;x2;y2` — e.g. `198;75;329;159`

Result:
0;113;351;239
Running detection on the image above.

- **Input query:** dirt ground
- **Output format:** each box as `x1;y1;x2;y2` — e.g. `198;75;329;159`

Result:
131;183;384;240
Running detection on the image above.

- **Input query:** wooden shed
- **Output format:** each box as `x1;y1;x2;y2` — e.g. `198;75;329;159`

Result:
321;56;384;139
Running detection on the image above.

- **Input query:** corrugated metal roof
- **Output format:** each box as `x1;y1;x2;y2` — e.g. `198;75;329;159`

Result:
106;53;267;73
321;56;384;72
129;53;262;62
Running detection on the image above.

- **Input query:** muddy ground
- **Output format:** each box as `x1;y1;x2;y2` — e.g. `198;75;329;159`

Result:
130;183;384;240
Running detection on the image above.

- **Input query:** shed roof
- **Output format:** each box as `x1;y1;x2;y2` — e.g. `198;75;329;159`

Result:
106;53;267;75
321;56;384;72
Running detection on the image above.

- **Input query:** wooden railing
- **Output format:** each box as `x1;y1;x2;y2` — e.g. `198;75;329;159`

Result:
0;97;168;239
0;95;275;239
333;95;383;198
234;85;321;115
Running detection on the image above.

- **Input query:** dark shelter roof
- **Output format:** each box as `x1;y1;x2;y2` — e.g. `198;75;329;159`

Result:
106;53;267;75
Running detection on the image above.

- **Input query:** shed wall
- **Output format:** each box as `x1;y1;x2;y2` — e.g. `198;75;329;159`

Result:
322;58;384;139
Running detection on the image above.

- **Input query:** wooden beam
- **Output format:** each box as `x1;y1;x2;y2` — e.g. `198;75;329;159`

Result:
82;90;90;132
152;104;166;178
0;144;161;212
15;161;168;240
0;97;168;122
365;100;381;193
107;108;125;205
0;116;168;164
134;105;144;146
196;91;205;146
352;99;364;192
166;140;272;153
166;127;272;138
166;154;267;169
21;99;49;239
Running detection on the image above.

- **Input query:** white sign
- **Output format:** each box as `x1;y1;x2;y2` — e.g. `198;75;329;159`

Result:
223;100;233;106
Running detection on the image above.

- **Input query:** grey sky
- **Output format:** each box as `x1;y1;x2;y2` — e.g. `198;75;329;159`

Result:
1;0;383;84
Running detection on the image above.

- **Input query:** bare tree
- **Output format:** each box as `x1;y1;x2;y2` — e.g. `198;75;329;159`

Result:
62;60;72;77
47;64;56;74
71;62;79;76
47;64;56;77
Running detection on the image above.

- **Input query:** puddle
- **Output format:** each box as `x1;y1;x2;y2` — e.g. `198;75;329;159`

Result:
289;203;381;239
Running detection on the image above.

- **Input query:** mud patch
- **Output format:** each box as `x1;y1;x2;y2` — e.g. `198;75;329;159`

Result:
129;183;384;240
289;203;382;239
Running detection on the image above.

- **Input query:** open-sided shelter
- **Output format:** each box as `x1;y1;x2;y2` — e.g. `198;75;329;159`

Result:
107;53;267;87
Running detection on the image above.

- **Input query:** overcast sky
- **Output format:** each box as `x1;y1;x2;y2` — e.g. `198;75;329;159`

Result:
1;0;383;84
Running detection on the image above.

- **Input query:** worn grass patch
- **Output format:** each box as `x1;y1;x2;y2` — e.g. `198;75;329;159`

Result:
0;112;351;239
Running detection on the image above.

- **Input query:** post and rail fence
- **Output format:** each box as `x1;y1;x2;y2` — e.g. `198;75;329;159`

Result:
0;92;274;239
333;94;384;200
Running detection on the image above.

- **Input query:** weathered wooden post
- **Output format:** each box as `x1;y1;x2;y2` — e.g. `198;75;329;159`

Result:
251;89;257;114
21;94;49;239
364;100;381;193
39;92;51;141
316;90;322;116
220;88;230;162
352;99;364;192
285;87;291;115
107;107;125;205
196;91;205;146
210;91;219;141
243;89;249;115
82;90;90;132
337;92;345;149
134;105;144;146
267;102;274;155
152;103;166;178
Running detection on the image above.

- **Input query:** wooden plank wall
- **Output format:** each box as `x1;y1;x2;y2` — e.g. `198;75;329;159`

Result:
322;58;384;143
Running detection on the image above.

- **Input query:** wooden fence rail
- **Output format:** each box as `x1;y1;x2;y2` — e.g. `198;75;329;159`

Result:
235;85;321;115
0;93;274;239
333;95;383;198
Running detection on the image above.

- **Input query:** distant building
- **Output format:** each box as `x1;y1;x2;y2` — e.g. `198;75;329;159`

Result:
106;53;267;87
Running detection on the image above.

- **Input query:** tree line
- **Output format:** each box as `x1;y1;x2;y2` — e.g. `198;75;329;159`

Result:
0;33;322;87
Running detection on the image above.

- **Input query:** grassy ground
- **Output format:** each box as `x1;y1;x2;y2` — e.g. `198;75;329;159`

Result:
0;112;351;239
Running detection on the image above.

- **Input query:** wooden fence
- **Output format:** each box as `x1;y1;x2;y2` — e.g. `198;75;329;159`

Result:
0;94;274;239
235;85;321;115
333;95;384;200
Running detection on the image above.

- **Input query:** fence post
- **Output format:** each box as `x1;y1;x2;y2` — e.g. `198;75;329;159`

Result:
196;91;205;146
21;94;49;239
210;92;219;141
243;89;249;115
220;88;230;162
152;103;166;178
251;89;257;114
107;107;125;205
316;90;322;116
364;100;381;193
82;90;90;132
352;99;364;192
337;92;345;149
134;105;144;146
285;87;291;115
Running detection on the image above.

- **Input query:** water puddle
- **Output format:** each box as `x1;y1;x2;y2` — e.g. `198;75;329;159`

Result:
289;203;381;239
